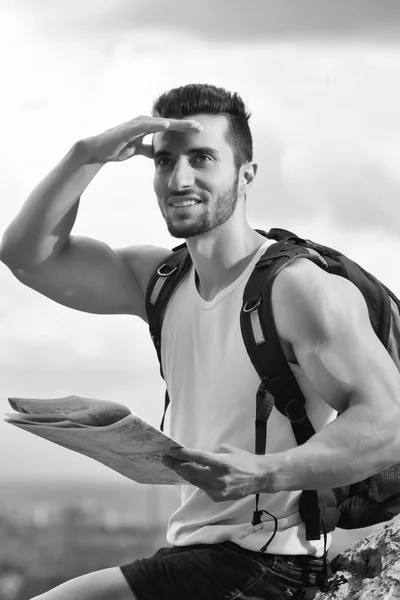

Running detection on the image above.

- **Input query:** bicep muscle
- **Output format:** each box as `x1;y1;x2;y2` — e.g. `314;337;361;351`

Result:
272;259;400;415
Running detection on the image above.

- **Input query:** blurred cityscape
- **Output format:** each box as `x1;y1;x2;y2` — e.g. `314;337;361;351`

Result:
0;479;179;600
0;479;387;600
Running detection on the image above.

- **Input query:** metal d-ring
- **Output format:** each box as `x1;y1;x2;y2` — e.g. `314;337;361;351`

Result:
243;296;262;313
157;264;178;277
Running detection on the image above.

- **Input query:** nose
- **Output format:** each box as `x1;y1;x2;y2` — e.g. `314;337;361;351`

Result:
168;159;195;191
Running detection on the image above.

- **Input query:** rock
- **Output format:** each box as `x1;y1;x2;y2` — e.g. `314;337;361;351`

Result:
314;519;400;599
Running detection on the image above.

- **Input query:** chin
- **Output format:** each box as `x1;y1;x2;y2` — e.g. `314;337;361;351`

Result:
166;215;212;239
167;224;210;239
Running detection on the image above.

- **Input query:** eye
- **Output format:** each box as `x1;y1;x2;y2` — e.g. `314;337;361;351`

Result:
155;156;172;167
194;154;212;164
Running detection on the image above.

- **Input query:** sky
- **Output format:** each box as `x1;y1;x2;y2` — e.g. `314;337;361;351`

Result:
1;0;400;483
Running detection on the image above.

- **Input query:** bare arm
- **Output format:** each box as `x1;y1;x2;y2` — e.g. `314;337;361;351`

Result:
0;116;201;318
0;143;102;268
265;259;400;492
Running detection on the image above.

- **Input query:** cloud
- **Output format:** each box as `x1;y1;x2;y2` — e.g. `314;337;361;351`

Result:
123;0;400;43
250;144;400;235
6;0;400;44
311;155;400;234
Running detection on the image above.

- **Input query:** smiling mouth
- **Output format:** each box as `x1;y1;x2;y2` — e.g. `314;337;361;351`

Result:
166;191;205;213
169;199;202;208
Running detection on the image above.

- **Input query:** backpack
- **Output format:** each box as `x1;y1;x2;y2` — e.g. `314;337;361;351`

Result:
145;227;400;544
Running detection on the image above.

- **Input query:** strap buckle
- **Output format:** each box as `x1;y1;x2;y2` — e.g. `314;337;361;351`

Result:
157;264;178;277
243;296;261;313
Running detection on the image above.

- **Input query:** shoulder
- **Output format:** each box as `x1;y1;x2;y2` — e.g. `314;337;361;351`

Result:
271;257;370;345
116;244;173;319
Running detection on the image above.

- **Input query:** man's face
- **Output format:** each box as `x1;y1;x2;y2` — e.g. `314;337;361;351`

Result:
153;114;240;239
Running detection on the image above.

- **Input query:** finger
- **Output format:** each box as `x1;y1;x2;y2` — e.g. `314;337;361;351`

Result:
129;120;171;136
114;134;150;161
169;462;214;484
167;447;220;466
131;117;203;134
165;118;203;132
136;119;202;138
162;456;213;486
135;141;154;159
162;456;188;469
113;142;138;162
162;455;210;473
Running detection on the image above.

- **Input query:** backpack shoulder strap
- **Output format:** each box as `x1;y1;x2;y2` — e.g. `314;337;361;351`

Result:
146;242;192;354
262;227;298;241
241;233;328;406
241;231;330;540
145;242;192;430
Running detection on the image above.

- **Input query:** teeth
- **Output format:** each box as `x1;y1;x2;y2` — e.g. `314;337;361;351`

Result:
171;200;198;207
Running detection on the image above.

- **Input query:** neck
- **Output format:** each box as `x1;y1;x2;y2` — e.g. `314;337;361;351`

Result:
186;219;267;301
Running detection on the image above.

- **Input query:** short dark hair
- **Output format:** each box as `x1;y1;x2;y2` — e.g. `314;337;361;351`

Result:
152;83;253;170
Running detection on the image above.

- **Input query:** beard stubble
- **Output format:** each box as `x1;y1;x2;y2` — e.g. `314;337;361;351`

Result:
162;174;239;240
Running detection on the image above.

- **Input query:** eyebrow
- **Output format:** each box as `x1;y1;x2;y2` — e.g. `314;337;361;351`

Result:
153;146;220;161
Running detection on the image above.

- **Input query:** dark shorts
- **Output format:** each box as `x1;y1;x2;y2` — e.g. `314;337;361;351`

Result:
119;542;326;600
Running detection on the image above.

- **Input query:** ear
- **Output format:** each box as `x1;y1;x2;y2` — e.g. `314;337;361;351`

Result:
238;162;258;196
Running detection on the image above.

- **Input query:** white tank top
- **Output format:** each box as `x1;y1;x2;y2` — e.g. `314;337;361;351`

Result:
161;239;336;556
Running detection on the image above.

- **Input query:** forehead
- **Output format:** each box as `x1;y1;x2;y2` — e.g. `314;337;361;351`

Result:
153;113;232;155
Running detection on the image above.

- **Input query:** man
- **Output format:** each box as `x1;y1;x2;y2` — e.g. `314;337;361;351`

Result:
1;84;400;600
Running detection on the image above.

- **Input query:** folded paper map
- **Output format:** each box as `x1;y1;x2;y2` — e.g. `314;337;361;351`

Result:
5;395;185;484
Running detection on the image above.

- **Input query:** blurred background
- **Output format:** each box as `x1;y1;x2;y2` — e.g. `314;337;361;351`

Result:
1;0;400;597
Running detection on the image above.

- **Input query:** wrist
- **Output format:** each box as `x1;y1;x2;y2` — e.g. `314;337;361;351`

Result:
255;453;284;494
70;138;106;168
